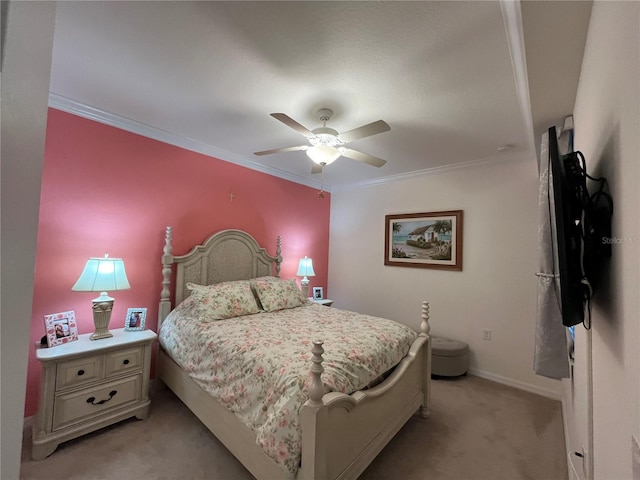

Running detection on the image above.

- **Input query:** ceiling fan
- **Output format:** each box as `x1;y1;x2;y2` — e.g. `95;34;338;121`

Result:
254;108;390;173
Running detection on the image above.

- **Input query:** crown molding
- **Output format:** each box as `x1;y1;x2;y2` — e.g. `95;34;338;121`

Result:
500;0;536;156
48;93;326;191
49;93;533;195
331;150;532;192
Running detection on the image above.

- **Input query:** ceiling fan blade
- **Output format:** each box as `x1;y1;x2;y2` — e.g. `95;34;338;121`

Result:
338;120;390;143
340;148;387;168
270;113;315;139
254;145;309;156
311;163;323;174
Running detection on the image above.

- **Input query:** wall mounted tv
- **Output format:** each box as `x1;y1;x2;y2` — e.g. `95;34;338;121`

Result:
548;126;612;327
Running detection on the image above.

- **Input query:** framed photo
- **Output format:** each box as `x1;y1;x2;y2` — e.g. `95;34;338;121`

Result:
44;311;79;347
125;308;147;331
312;286;324;300
385;210;463;270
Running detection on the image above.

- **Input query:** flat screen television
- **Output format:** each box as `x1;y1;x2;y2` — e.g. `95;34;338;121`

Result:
548;126;587;326
547;126;612;327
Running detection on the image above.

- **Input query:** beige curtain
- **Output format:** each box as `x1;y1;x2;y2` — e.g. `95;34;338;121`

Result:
534;129;570;379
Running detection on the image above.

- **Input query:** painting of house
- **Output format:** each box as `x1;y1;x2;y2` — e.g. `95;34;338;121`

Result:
408;222;453;244
409;225;436;242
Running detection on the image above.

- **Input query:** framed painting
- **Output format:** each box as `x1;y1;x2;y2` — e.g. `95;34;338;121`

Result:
44;311;79;347
384;210;463;270
125;308;147;331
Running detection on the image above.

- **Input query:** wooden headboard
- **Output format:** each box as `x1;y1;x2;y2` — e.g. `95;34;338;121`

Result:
158;227;282;327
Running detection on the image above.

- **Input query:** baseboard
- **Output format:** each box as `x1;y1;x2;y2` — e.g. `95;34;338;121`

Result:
468;368;562;400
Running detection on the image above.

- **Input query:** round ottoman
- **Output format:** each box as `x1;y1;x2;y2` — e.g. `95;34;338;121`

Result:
431;336;469;377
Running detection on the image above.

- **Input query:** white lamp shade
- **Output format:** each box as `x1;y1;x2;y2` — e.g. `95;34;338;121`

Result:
296;256;316;277
306;145;340;165
72;256;131;292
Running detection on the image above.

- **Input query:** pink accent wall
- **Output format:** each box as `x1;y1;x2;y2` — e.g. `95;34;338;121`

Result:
25;108;331;416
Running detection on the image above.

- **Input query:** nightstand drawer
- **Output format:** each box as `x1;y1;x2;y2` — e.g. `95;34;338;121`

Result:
52;374;142;431
106;346;143;377
56;355;104;390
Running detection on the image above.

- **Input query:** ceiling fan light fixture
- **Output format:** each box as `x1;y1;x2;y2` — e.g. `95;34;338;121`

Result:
255;111;390;171
306;145;340;165
309;131;342;147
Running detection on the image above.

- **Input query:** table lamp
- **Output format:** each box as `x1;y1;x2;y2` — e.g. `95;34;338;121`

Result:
296;256;315;298
72;254;131;340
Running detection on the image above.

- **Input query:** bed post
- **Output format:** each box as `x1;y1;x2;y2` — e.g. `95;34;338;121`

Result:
300;340;328;480
158;226;174;328
420;301;432;418
275;235;282;278
307;340;325;406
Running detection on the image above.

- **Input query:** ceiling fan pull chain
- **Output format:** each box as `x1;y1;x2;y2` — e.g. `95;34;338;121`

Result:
318;167;326;198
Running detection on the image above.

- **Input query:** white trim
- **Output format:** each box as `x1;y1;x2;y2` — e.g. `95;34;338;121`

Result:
48;93;326;191
500;0;536;160
468;368;562;400
568;452;581;480
585;328;593;480
562;397;583;480
331;150;532;192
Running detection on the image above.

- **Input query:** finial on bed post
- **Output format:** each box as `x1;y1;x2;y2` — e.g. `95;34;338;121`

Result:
275;235;282;278
308;340;325;407
159;226;174;325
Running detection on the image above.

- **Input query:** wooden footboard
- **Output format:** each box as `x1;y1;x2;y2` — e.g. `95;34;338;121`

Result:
300;302;431;480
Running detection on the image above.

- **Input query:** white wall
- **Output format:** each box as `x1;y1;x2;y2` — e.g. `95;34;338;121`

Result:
1;2;56;478
565;2;640;479
329;157;562;398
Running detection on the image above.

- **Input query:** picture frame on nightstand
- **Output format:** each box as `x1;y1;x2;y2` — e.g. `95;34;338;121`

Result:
125;308;147;331
44;311;78;347
312;287;324;300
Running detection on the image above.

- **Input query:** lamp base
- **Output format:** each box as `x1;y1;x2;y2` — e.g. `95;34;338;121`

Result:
300;278;310;298
90;298;114;341
90;329;113;341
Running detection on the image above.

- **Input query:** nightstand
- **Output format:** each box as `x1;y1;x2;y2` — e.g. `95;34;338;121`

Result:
310;298;334;307
32;328;157;460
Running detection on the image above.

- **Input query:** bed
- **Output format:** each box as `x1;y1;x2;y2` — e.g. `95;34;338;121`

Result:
156;227;432;480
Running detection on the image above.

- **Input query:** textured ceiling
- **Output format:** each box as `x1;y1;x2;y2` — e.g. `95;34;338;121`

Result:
49;1;592;191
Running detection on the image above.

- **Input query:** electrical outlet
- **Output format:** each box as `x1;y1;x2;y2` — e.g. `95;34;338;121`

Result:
482;329;492;341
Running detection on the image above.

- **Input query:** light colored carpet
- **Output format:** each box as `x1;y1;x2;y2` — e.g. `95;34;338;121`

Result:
20;375;567;480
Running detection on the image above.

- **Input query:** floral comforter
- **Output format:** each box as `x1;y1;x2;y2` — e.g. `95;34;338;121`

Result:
159;302;417;476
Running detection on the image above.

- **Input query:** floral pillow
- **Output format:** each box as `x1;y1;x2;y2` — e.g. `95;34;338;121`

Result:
186;280;260;320
163;293;199;324
249;276;280;310
251;278;307;312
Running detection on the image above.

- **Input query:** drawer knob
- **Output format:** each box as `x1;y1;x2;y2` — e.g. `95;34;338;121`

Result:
123;359;130;365
86;390;118;406
77;369;85;376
